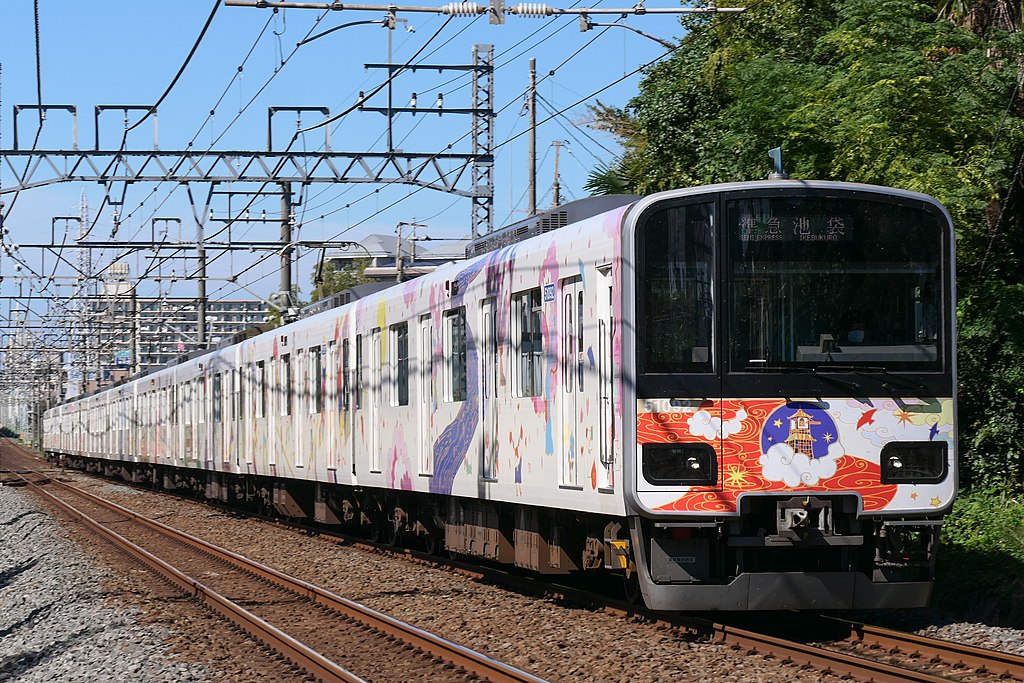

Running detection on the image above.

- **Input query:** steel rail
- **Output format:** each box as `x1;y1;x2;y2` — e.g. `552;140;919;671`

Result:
841;620;1024;680
20;474;368;683
12;443;1008;683
712;624;954;683
21;470;545;683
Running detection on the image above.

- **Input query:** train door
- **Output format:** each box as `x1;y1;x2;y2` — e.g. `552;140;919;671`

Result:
369;329;382;472
418;316;433;476
596;265;615;490
480;299;498;481
351;336;361;477
197;376;208;465
561;276;584;488
328;341;339;471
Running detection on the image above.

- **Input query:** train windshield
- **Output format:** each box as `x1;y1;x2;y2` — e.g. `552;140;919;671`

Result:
726;194;946;372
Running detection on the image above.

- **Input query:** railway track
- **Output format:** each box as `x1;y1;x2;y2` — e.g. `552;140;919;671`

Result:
2;443;542;683
8;440;1024;683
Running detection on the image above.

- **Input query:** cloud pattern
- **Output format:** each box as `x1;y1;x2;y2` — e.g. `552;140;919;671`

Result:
759;440;844;487
688;409;748;440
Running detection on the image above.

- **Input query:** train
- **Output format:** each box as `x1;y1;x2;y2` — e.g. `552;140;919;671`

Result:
43;179;957;611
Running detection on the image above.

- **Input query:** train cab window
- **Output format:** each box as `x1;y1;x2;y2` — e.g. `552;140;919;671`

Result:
444;307;468;402
255;361;266;419
725;195;945;371
512;289;543;398
638;201;715;374
390;322;410;406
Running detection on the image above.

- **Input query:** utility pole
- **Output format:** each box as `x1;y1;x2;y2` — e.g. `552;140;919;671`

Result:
197;221;207;349
395;220;427;282
281;181;293;313
528;58;537;217
552;140;562;208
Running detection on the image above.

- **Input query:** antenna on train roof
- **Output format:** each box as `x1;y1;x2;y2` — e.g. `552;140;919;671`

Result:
768;147;790;180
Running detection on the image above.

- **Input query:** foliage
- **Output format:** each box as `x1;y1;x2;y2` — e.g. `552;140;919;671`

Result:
310;258;371;303
935;487;1024;622
590;0;1024;491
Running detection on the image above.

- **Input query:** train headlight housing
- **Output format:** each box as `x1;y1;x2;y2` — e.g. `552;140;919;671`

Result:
642;443;717;486
880;441;948;484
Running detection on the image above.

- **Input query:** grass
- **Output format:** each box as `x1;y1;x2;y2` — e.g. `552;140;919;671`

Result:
932;487;1024;626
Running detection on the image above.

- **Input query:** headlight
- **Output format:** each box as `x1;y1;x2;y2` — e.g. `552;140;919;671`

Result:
642;443;717;486
880;441;948;484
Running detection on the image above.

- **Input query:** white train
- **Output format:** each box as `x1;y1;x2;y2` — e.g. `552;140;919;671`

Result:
44;180;957;610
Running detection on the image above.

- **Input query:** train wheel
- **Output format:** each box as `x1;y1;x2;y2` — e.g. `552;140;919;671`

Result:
422;531;439;555
622;564;643;605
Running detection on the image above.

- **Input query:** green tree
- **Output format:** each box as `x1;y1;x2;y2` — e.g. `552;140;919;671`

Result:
592;0;1024;490
310;258;371;302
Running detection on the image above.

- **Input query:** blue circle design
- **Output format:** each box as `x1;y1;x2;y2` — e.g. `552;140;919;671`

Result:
760;402;840;459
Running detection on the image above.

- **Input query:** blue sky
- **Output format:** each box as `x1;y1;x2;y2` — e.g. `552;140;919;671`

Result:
0;0;681;307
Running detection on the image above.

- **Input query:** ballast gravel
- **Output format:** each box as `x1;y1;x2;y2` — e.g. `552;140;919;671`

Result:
0;484;215;683
8;465;1024;682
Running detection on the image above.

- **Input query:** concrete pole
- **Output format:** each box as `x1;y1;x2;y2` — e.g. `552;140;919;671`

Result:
281;182;293;309
528;57;537;217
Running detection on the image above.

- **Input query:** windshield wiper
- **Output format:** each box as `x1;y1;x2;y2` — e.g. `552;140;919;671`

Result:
743;365;861;393
812;365;929;394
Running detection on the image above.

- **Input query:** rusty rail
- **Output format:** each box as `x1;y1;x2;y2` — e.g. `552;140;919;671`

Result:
842;620;1024;680
15;467;544;683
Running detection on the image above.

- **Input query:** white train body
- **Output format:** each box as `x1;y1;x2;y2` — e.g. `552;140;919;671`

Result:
44;181;957;611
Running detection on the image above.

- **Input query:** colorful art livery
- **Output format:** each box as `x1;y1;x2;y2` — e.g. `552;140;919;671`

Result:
42;180;957;611
636;398;954;514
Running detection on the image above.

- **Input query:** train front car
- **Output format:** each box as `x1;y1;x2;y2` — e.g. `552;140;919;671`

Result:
622;181;956;611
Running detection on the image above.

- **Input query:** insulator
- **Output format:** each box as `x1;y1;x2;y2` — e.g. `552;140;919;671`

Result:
511;3;553;16
440;2;483;16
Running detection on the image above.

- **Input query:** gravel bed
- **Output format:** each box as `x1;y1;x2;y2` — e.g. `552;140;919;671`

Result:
16;468;1024;681
915;622;1024;656
70;475;847;683
0;484;216;683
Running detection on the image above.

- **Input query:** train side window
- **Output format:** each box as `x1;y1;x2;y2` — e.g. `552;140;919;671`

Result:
239;366;247;421
342;339;351;411
355;334;364;409
310;346;323;414
390;322;410;406
328;341;338;411
212;374;223;423
280;354;292;416
197;378;205;424
444;307;468;402
255;360;266;419
296;349;306;415
512;289;543;398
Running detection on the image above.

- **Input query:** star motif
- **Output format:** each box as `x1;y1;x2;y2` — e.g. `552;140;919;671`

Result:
773;418;782;428
895;410;913;426
724;465;752;488
910;492;919;500
822;432;834;443
930;497;941;508
767;436;773;442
